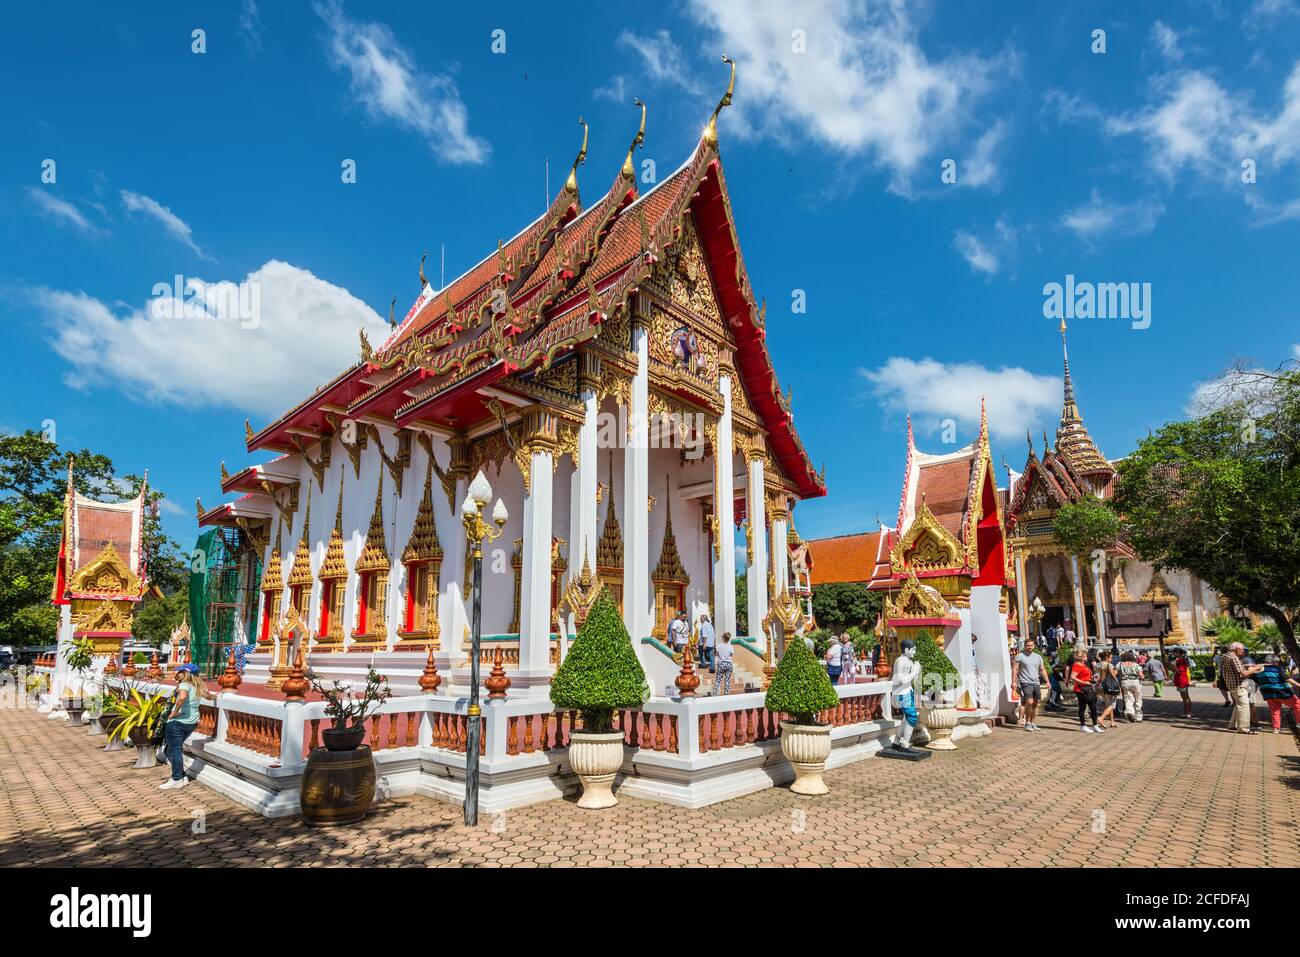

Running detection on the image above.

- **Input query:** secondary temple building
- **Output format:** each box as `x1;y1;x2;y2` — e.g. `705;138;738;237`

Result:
199;85;825;699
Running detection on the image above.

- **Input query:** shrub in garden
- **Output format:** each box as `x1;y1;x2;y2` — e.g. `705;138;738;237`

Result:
913;630;959;700
764;635;839;724
549;590;646;733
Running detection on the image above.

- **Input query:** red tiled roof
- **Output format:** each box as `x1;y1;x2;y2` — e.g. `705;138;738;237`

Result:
916;459;971;539
807;532;881;585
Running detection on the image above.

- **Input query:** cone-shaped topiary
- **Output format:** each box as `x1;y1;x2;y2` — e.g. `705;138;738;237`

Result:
764;634;840;724
550;589;647;733
913;629;959;700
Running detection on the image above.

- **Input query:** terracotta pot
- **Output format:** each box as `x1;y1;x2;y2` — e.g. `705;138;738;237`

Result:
322;725;367;752
568;731;625;809
779;721;833;795
301;745;376;827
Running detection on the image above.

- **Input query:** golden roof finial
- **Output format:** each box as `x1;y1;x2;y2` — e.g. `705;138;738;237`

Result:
564;116;588;195
621;99;647;181
702;54;735;148
419;250;429;288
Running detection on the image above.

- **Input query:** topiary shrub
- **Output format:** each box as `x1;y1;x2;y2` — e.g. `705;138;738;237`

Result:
549;590;646;733
913;630;959;701
764;633;840;724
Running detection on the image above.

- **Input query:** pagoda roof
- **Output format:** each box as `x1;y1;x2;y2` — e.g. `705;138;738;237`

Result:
806;530;883;585
240;88;824;499
52;463;148;605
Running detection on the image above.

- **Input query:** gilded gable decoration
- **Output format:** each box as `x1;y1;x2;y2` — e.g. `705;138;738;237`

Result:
887;571;950;621
287;486;315;588
356;471;390;573
319;475;349;581
402;459;443;564
69;543;140;596
890;500;964;573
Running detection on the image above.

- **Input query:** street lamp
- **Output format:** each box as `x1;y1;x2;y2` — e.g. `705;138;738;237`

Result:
460;469;507;826
1030;597;1046;643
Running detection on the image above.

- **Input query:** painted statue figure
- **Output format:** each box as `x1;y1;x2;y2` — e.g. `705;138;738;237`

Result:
889;638;921;753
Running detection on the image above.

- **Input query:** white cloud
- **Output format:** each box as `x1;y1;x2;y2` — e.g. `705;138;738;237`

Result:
1186;365;1284;416
26;187;104;236
861;357;1060;442
960;119;1007;189
685;0;1015;194
618;30;705;95
953;230;998;275
1151;21;1185;62
314;0;488;165
595;74;630;103
120;190;211;260
239;0;264;55
1061;189;1164;240
32;260;388;420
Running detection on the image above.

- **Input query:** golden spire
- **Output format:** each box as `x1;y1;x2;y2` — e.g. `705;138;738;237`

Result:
288;485;314;587
596;449;623;569
563;116;589;195
402;457;442;563
319;472;348;581
356;470;390;572
620;98;647;181
652;475;688;585
702;54;735;148
262;516;284;594
1053;318;1111;476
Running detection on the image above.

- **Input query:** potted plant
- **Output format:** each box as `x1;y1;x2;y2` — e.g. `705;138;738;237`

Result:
765;634;841;795
105;687;170;768
914;630;961;751
299;668;391;827
549;590;646;809
61;636;96;726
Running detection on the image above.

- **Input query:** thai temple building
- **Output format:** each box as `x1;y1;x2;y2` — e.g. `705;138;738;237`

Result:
198;70;826;701
1003;320;1222;648
49;463;150;698
865;402;1017;718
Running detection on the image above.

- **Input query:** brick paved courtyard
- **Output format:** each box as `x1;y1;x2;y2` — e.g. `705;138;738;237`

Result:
2;686;1297;868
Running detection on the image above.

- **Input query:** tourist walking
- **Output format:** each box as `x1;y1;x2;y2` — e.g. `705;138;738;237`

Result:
713;633;734;696
1095;650;1120;729
159;665;213;790
1118;651;1144;722
1070;649;1102;733
824;635;844;684
698;614;716;673
1172;650;1194;717
1145;653;1167;698
1256;656;1300;734
839;633;857;685
1220;641;1264;733
1012;637;1050;731
668;610;689;655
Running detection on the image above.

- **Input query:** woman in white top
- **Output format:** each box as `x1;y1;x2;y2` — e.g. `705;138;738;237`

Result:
713;633;735;696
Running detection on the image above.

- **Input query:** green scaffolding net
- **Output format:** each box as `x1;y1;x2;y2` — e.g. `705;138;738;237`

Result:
188;527;261;677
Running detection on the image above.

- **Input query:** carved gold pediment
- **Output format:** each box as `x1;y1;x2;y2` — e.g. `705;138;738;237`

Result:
887;571;950;620
72;597;133;633
69;543;139;596
891;502;963;573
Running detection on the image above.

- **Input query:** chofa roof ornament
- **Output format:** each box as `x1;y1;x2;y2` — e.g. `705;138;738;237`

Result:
702;54;735;148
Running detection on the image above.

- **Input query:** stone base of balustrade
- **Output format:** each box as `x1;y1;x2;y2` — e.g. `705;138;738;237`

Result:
183;735;304;819
952;713;995;742
615;719;897;809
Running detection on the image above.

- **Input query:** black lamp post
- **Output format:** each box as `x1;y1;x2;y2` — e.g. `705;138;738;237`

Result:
459;469;507;826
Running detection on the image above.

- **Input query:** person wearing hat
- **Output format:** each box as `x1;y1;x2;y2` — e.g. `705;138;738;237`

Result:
159;664;214;790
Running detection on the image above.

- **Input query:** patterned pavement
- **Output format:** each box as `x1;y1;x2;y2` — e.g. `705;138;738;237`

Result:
1;686;1296;867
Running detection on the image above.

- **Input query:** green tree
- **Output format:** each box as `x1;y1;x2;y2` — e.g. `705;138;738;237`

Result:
1113;364;1300;662
735;573;747;637
0;430;188;646
550;590;647;732
1053;496;1125;556
132;590;189;647
810;581;880;632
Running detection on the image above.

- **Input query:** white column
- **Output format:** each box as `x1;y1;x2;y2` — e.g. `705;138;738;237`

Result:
746;454;767;641
714;374;737;640
569;361;600;579
1068;554;1089;643
520;447;555;678
623;312;650;642
771;508;790;595
442;472;469;653
1090;558;1108;647
1015;552;1030;639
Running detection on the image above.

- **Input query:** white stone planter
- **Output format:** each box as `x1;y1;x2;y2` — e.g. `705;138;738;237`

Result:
779;721;832;795
920;699;958;750
568;731;625;809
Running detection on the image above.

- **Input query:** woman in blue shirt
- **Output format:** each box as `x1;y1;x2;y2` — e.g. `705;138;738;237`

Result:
159;664;213;790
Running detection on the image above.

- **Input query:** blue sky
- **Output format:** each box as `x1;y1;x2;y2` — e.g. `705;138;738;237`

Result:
3;0;1299;547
